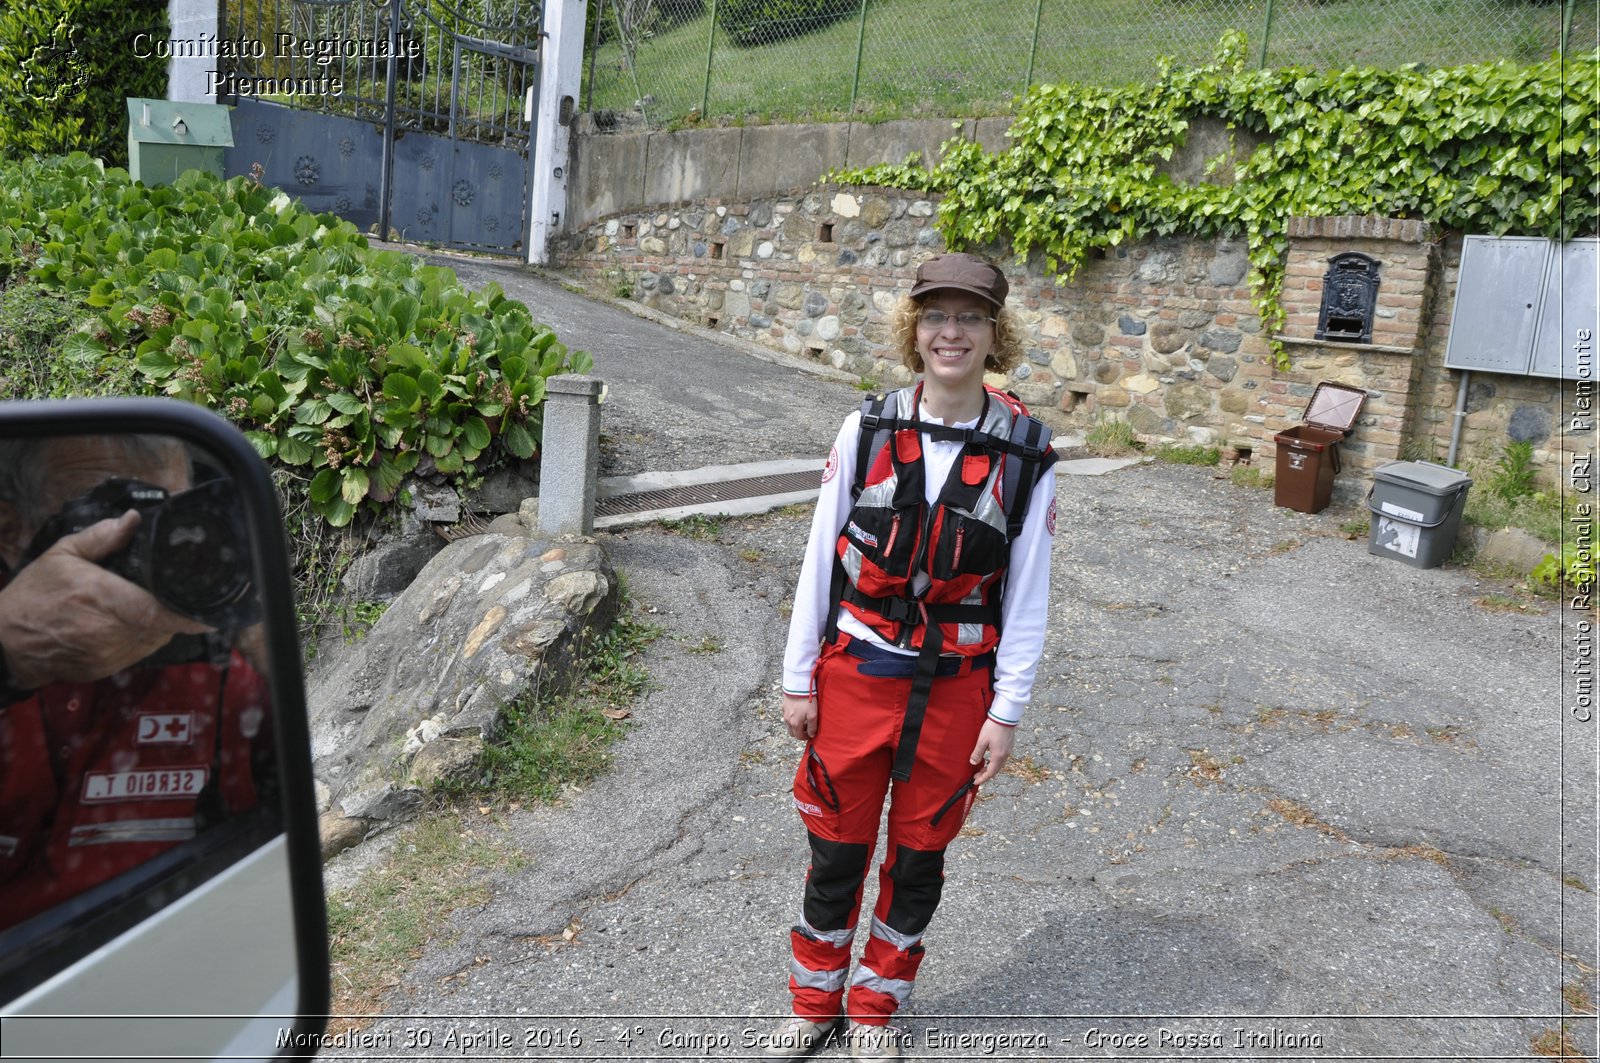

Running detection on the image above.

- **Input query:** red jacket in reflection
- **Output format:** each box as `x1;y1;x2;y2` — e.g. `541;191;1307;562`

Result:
0;651;267;928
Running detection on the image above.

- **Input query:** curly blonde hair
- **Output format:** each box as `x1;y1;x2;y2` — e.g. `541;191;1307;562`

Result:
888;293;1026;376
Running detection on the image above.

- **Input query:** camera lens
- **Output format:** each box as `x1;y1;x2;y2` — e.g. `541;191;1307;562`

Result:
144;481;255;623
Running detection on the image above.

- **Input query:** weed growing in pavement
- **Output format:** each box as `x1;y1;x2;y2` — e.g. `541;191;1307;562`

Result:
1003;756;1051;783
1339;517;1370;538
1229;465;1274;490
1382;842;1450;867
683;634;724;654
324;812;528;1028
1530;1025;1582;1058
1153;442;1220;466
1563;982;1596;1015
1085;415;1139;457
854;376;881;392
659;513;725;540
1186;749;1225;783
1473;593;1541;614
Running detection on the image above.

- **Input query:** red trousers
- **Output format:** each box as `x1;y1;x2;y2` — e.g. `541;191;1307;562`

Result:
787;636;992;1025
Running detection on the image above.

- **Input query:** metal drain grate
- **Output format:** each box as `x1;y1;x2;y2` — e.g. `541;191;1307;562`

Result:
596;469;821;516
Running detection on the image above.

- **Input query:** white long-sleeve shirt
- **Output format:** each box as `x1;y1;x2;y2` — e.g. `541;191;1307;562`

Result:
781;401;1057;726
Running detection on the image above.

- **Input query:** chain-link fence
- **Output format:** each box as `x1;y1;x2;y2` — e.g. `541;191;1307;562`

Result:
583;0;1596;129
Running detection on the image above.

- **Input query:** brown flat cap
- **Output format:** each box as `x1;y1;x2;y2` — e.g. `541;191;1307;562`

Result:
909;253;1008;308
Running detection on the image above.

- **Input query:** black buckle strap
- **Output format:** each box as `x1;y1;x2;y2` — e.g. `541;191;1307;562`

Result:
840;585;996;628
890;623;944;783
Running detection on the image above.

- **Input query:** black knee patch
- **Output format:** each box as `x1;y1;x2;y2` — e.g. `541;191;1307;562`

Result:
803;832;870;931
884;845;946;937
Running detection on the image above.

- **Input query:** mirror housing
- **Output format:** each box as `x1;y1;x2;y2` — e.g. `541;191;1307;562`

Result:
0;398;328;1061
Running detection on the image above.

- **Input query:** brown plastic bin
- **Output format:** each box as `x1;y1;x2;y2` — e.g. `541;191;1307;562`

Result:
1272;382;1367;514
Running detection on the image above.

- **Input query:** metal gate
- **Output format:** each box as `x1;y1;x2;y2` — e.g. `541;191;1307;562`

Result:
219;0;541;256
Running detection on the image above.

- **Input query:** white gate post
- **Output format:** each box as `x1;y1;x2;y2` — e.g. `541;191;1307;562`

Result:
528;0;588;265
166;0;220;103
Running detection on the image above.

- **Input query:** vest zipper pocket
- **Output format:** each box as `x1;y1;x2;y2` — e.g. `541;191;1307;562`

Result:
884;513;901;558
951;524;964;570
806;748;841;812
929;780;974;828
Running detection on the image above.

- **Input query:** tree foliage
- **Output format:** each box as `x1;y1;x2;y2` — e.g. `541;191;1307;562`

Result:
0;0;168;167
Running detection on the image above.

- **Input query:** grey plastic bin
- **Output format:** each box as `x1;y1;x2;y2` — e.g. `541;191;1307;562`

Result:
1367;461;1473;569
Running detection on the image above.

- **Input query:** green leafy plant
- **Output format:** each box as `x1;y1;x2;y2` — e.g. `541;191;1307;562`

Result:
659;513;725;539
340;599;389;643
0;278;141;398
1085;415;1139;456
1487;440;1538;501
1155;442;1222;465
1532;543;1595;592
1230;465;1274;489
0;154;591;528
832;36;1599;368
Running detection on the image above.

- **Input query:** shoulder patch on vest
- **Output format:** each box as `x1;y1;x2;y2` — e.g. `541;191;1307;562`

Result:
822;445;839;484
1046;497;1057;536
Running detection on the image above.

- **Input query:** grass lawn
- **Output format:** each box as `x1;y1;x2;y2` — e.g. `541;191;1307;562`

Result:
585;0;1589;127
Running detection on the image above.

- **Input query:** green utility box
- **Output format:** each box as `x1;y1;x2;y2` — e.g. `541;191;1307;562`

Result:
1367;461;1473;569
127;98;234;186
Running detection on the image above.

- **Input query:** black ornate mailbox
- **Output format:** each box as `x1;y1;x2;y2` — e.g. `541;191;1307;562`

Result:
1315;252;1381;343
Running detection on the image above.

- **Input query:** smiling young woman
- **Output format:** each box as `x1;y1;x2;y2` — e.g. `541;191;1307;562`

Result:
763;253;1058;1061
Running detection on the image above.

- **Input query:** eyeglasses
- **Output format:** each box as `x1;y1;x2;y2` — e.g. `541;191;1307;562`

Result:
918;310;995;331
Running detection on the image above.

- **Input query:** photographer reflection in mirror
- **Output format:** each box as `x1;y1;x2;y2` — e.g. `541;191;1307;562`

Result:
0;434;274;929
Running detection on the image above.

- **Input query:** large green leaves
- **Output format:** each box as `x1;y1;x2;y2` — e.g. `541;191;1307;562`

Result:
0;154;591;528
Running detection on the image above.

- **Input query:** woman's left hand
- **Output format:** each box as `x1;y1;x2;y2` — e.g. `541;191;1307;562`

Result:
968;719;1015;785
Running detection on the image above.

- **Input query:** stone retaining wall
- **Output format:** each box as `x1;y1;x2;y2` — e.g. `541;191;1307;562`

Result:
555;186;1584;494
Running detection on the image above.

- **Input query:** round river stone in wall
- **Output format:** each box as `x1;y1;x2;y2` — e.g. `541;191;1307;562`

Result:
1150;322;1188;355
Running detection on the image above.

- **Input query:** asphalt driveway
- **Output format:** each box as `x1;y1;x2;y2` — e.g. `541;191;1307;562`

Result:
323;250;1596;1061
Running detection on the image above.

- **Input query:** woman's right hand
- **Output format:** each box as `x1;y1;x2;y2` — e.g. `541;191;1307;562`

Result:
781;693;819;740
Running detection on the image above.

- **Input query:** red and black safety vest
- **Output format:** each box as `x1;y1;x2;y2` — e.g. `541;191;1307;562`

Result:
825;384;1056;779
0;652;266;927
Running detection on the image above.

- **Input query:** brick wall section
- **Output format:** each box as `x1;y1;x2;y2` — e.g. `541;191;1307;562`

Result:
1251;216;1443;494
556;193;1577;495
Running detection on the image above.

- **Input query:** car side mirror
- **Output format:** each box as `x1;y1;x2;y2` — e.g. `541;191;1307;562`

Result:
0;399;328;1061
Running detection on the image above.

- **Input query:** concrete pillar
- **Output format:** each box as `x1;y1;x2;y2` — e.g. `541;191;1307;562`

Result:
539;375;604;536
166;0;220;103
528;0;588;264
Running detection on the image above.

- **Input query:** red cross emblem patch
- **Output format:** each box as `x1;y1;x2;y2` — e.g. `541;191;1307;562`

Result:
136;713;195;745
821;445;839;484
